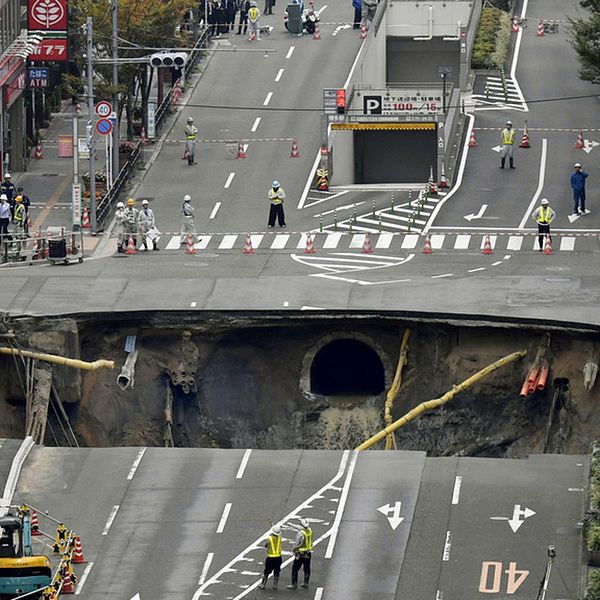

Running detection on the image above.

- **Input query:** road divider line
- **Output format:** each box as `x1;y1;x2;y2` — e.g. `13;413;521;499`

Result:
74;562;94;595
286;46;295;59
217;502;232;533
102;505;120;536
224;172;236;189
325;450;358;559
236;449;252;479
209;202;221;220
263;92;273;106
313;588;324;600
198;552;214;585
518;138;547;229
442;531;451;561
275;68;284;82
251;117;261;132
127;447;147;480
452;476;462;504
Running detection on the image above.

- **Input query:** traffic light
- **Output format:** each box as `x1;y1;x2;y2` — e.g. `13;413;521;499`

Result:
149;52;188;68
336;89;346;114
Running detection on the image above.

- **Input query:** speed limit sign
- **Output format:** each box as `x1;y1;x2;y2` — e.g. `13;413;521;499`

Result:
95;101;112;118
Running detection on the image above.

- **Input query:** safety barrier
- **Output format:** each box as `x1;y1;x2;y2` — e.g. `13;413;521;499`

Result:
0;229;84;266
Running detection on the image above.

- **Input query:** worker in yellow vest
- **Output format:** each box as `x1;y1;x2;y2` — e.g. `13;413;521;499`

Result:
287;518;312;590
259;525;282;590
531;197;555;251
247;1;261;40
500;120;515;169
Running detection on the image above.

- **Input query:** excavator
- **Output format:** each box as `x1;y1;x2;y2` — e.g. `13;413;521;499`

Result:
0;510;51;598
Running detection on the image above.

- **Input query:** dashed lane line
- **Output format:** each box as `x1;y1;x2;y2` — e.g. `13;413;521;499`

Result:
314;588;324;600
198;552;214;585
217;502;232;533
127;448;146;480
74;562;94;595
236;449;252;479
209;202;221;220
443;531;452;561
452;476;462;505
251;117;261;133
102;505;120;536
285;46;295;59
275;68;284;82
224;172;236;188
263;92;273;106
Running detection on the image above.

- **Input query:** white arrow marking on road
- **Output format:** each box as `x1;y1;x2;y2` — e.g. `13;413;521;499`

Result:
490;504;536;533
130;595;141;600
333;24;352;36
568;212;581;224
377;501;404;530
464;204;488;221
583;139;599;154
492;145;503;153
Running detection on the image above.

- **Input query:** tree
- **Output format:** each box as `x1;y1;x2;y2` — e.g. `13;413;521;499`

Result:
69;0;194;139
570;4;600;84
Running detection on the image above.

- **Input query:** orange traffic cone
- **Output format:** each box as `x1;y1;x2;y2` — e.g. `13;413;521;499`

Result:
125;235;137;255
543;235;553;255
313;23;321;40
536;19;544;36
428;166;438;195
236;140;247;159
439;163;449;188
360;24;367;39
421;235;433;254
468;130;478;147
361;233;373;254
482;234;493;254
290;139;300;158
248;31;256;41
61;565;75;594
184;231;197;255
519;127;531;148
242;233;254;254
304;233;316;254
31;510;41;535
575;130;585;149
72;537;86;564
35;142;44;159
82;208;90;229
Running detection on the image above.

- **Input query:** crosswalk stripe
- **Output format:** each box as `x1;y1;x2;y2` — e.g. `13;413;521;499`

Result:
271;234;289;249
250;234;264;249
219;234;238;249
430;234;445;249
507;236;523;251
560;237;575;251
480;235;497;249
165;236;180;250
324;232;343;248
402;234;419;249
454;234;471;250
350;234;366;249
196;236;211;249
297;233;308;249
376;232;393;249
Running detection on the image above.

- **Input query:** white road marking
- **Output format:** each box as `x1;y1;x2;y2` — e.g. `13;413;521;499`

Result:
315;4;327;15
401;234;419;249
275;68;284;82
102;505;120;535
127;448;147;480
263;92;273;106
568;488;584;492
198;552;215;585
442;531;452;561
251;117;261;132
507;235;523;251
224;172;236;188
492;261;503;266
454;234;470;249
74;562;94;595
166;236;180;250
349;234;366;249
217;503;233;533
304;191;350;210
283;301;289;307
219;235;238;249
271;234;290;249
376;232;393;248
209;202;221;219
313;588;324;600
236;449;252;479
430;234;445;249
468;267;486;273
324;232;342;248
431;273;453;279
325;450;359;558
560;237;575;251
285;46;295;59
436;591;444;600
297;233;309;249
250;234;264;249
191;301;197;308
452;476;462;505
518;138;547;229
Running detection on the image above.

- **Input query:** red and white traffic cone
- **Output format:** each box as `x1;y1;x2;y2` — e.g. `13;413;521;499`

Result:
511;16;519;33
75;102;82;115
575;130;585;149
468;130;478;147
290;139;300;158
236;140;247;159
543;235;553;255
248;31;256;41
182;146;189;160
439;162;449;188
361;233;373;254
421;235;433;254
140;127;147;145
242;233;254;254
35;142;43;159
313;23;321;40
304;233;316;254
82;208;91;229
428;166;438;196
31;510;41;535
360;24;367;39
184;231;197;255
72;537;87;564
536;19;545;36
61;565;75;594
519;125;531;148
482;234;494;255
125;235;137;255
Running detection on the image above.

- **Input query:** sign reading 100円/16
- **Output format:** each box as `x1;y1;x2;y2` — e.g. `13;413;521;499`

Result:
361;90;444;116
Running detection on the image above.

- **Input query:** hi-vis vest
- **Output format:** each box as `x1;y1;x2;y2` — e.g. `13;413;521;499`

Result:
248;6;259;21
185;125;197;140
269;188;284;205
298;528;313;553
502;128;515;145
538;206;551;224
13;203;25;224
267;534;282;558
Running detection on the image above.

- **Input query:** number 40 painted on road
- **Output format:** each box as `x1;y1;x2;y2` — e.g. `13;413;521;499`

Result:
479;561;529;594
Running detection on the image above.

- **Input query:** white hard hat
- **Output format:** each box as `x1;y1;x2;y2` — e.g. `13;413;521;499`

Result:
142;199;149;205
0;194;7;201
272;525;281;535
272;180;280;188
183;194;191;202
506;121;512;126
300;518;309;528
187;116;194;123
116;201;124;208
4;172;11;178
574;162;582;167
541;198;549;205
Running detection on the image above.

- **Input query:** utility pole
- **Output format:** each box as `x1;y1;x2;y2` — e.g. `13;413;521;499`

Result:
536;545;556;600
86;16;97;234
112;0;119;179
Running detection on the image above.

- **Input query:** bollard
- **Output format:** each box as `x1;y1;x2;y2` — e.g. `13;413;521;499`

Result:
372;199;376;216
378;213;382;230
319;214;323;233
353;204;357;223
408;190;412;206
333;209;337;231
390;196;394;211
349;218;353;234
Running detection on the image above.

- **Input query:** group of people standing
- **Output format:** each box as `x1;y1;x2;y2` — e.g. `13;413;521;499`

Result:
205;0;265;37
0;173;31;249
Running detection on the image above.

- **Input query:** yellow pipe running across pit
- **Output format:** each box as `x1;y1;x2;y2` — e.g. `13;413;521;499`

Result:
357;349;527;451
384;329;411;450
0;347;115;371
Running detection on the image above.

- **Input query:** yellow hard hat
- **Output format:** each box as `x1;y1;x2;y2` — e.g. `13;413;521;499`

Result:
15;195;22;203
127;198;135;206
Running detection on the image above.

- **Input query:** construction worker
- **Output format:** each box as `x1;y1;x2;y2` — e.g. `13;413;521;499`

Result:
123;198;139;249
137;199;159;251
500;120;515;169
287;519;312;590
12;196;26;251
0;173;17;216
570;162;589;216
185;117;198;166
0;194;11;247
531;197;556;251
259;525;282;590
180;194;198;244
114;202;126;253
267;180;286;228
16;188;31;235
248;1;260;40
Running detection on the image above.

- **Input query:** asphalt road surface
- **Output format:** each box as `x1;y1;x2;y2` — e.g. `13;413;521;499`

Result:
7;446;587;600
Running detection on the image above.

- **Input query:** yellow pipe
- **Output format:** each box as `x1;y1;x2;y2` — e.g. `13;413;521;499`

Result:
384;329;411;450
0;347;115;371
357;349;527;451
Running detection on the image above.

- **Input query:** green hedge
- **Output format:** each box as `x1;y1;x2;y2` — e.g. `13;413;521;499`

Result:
472;7;511;69
586;569;600;600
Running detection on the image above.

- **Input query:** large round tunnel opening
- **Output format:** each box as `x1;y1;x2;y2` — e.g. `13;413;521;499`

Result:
310;339;385;396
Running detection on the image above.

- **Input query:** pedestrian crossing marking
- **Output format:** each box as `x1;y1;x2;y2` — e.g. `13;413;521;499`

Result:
401;234;419;249
250;234;263;249
376;232;393;248
507;236;523;251
430;234;445;249
219;234;238;249
196;236;211;250
349;234;366;248
324;233;342;248
560;237;575;251
271;234;289;249
454;234;470;250
297;233;308;249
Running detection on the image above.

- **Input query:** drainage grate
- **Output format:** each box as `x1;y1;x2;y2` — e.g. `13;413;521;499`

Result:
556;526;582;535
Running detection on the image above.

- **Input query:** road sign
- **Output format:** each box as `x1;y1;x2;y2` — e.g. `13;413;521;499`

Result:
72;183;82;227
95;118;113;136
95;101;112;118
28;67;49;88
108;111;117;127
377;501;404;530
323;88;338;115
438;65;453;77
147;102;156;140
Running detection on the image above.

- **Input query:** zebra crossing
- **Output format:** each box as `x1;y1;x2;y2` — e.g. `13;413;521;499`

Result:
161;231;592;253
471;75;527;111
